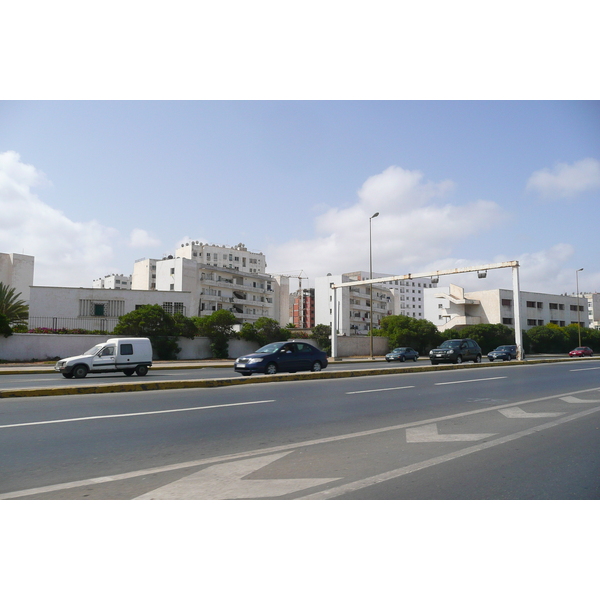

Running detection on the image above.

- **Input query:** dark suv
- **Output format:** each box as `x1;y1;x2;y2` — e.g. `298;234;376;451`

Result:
429;338;482;365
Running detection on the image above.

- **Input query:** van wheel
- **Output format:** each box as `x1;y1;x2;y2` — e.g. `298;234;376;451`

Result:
123;369;135;376
136;365;149;376
62;372;73;379
73;365;88;379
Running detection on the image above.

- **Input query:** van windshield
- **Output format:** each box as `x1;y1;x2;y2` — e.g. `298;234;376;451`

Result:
84;344;104;355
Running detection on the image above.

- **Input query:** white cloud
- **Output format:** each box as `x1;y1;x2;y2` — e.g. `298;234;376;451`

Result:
129;228;161;248
268;165;506;283
0;151;119;286
526;158;600;199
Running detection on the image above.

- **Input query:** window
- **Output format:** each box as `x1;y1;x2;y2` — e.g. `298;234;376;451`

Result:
120;344;133;355
94;303;105;316
501;299;512;307
570;305;578;311
526;301;536;308
549;303;558;310
503;318;513;325
170;284;175;290
537;319;544;325
170;268;175;275
438;304;443;309
527;319;537;326
537;302;543;309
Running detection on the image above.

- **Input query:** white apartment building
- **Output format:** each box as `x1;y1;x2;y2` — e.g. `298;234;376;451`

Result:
132;241;290;326
582;293;600;330
315;273;393;335
0;252;34;302
92;273;132;290
424;285;590;332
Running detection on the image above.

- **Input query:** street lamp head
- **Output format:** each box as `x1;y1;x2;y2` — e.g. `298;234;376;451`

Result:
577;268;584;272
371;212;379;219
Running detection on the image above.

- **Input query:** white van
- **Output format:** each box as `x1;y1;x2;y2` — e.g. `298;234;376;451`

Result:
54;337;153;379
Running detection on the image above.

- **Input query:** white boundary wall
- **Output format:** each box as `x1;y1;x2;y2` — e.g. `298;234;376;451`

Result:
0;334;259;361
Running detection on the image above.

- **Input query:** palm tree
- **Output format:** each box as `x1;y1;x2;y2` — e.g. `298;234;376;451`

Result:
0;282;29;326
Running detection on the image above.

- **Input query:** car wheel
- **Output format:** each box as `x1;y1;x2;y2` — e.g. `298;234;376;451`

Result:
62;372;73;379
489;358;494;362
474;354;482;363
265;362;277;375
311;361;322;372
73;365;88;379
242;372;252;377
413;356;418;362
123;369;135;376
400;355;406;362
136;365;149;376
386;358;391;362
455;355;463;364
431;361;438;365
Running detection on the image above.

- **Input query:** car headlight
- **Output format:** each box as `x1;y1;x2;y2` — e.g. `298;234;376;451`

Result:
247;358;263;364
447;349;455;354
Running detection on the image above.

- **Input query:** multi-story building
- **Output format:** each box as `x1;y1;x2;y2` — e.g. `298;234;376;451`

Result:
424;285;590;332
315;273;393;335
132;241;290;326
92;274;132;290
582;293;600;330
0;252;34;302
291;288;315;329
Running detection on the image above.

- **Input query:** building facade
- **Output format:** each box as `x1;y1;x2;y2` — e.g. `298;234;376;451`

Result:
291;288;315;329
582;293;600;330
132;242;290;326
424;285;590;332
315;273;393;335
0;252;34;302
92;274;132;290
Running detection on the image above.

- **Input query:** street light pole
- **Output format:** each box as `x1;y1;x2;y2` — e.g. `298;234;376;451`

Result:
576;268;583;347
369;212;379;359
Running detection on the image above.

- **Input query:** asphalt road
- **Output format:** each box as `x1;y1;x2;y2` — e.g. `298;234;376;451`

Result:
1;359;599;500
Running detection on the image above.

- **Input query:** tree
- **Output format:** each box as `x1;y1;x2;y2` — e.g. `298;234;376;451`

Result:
193;310;238;359
113;304;183;360
374;315;442;354
0;313;12;338
525;323;568;354
237;317;289;346
310;323;332;355
0;282;29;326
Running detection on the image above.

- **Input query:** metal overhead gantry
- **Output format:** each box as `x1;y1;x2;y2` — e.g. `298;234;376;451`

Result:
330;261;523;360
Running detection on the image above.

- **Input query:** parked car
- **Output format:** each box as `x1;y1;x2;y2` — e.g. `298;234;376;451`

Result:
569;346;593;357
429;338;482;365
54;337;153;378
234;341;328;376
385;347;419;362
487;345;517;361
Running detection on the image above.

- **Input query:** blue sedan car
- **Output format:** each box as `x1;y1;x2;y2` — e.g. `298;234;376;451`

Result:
487;345;517;361
234;341;328;376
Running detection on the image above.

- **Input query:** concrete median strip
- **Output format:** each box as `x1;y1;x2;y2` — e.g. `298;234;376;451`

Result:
0;356;589;399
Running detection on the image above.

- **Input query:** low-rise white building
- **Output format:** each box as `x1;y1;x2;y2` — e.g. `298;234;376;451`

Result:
424;285;590;332
582;293;600;330
28;286;192;332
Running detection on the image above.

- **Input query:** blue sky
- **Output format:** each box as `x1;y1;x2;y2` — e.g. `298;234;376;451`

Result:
1;100;599;296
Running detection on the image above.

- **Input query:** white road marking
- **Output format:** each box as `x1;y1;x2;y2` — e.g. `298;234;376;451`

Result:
299;404;600;499
499;407;565;418
435;376;507;386
0;399;276;429
2;385;599;500
406;423;493;443
570;367;600;371
346;386;415;395
560;396;600;404
134;452;339;500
